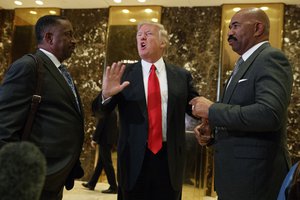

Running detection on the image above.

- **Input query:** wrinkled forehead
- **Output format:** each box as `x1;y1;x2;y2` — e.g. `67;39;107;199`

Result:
138;24;159;32
231;10;257;25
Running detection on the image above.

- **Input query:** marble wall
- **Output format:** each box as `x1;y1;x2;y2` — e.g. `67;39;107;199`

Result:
0;10;14;81
161;7;221;195
283;5;300;164
162;7;221;100
61;9;109;179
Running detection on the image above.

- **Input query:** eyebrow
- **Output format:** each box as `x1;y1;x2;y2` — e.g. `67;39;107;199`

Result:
229;21;240;27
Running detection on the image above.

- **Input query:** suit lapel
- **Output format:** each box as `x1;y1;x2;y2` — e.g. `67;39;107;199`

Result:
165;63;176;131
222;43;270;103
125;62;147;119
35;50;82;115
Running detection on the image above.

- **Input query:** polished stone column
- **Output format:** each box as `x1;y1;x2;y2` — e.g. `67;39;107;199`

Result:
283;5;300;164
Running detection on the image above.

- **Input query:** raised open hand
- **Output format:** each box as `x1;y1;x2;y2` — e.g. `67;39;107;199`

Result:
102;62;130;99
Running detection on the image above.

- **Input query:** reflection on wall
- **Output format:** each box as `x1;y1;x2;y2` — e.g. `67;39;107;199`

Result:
62;8;109;179
109;6;161;25
162;6;221;197
106;25;139;66
162;7;221;100
0;10;14;81
283;5;300;164
12;8;61;62
11;25;35;61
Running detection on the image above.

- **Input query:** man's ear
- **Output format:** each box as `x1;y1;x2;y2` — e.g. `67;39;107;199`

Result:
160;41;166;48
44;32;53;44
254;22;264;37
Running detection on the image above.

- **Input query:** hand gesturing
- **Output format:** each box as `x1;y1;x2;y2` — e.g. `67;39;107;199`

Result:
102;62;130;99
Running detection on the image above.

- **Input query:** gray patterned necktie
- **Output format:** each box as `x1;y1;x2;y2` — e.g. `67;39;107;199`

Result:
226;57;244;89
59;65;80;112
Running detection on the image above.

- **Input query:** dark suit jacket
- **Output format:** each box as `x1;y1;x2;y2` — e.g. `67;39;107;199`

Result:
209;43;293;200
92;109;118;146
0;50;84;184
93;61;199;191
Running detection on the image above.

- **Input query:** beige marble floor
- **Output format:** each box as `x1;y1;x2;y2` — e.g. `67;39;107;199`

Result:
63;181;217;200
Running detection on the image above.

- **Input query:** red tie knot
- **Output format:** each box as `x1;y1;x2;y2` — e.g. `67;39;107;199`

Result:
150;64;156;72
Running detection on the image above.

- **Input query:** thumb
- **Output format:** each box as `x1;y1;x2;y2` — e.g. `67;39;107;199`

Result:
120;81;130;90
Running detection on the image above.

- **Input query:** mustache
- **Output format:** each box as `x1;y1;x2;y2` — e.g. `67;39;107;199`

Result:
228;35;237;41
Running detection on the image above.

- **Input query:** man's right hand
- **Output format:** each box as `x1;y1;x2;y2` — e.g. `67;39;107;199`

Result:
102;62;130;99
194;120;213;146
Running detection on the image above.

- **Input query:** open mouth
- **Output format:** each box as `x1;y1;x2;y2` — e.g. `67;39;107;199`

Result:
140;42;146;49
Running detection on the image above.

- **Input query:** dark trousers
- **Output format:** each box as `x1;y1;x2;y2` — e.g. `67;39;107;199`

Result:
88;143;117;189
119;143;182;200
40;158;76;200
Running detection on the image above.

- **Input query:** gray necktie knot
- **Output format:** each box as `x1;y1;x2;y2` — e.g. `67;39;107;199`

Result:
232;57;244;77
226;57;244;90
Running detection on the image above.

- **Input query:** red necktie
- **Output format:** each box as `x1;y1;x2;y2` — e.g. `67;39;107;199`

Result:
147;64;162;154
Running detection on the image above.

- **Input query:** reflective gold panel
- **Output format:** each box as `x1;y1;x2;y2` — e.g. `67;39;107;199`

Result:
109;6;161;25
12;8;61;61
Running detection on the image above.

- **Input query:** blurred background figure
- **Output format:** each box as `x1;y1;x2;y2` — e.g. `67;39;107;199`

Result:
82;108;118;194
0;142;46;200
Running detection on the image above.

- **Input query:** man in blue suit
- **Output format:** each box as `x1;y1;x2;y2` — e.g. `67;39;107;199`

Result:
93;22;199;200
190;8;293;200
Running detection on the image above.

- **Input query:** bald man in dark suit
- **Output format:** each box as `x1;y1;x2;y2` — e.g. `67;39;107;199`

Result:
190;8;293;200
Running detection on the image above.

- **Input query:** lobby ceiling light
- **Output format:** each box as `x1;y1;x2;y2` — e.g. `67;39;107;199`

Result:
145;8;152;13
129;18;136;22
35;0;44;5
260;7;269;11
122;9;130;13
233;7;241;12
49;10;57;14
114;0;122;3
14;1;23;6
29;10;37;15
151;18;158;22
138;0;146;2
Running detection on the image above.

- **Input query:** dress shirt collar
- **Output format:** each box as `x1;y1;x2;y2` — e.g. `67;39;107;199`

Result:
141;57;165;74
39;48;61;69
241;41;269;61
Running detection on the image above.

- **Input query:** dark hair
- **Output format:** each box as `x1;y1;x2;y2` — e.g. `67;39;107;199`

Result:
35;15;68;44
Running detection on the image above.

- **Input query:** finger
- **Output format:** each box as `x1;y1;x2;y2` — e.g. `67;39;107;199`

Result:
114;61;123;74
194;125;201;135
110;62;117;75
192;110;201;118
105;66;111;77
120;81;130;90
189;97;198;105
118;64;126;77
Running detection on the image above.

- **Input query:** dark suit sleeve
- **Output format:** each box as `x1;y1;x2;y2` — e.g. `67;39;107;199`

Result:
209;48;293;132
186;69;200;116
0;56;36;146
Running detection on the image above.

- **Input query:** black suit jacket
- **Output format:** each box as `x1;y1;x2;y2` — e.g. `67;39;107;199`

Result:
0;50;84;183
93;61;199;191
209;43;293;200
92;109;118;146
